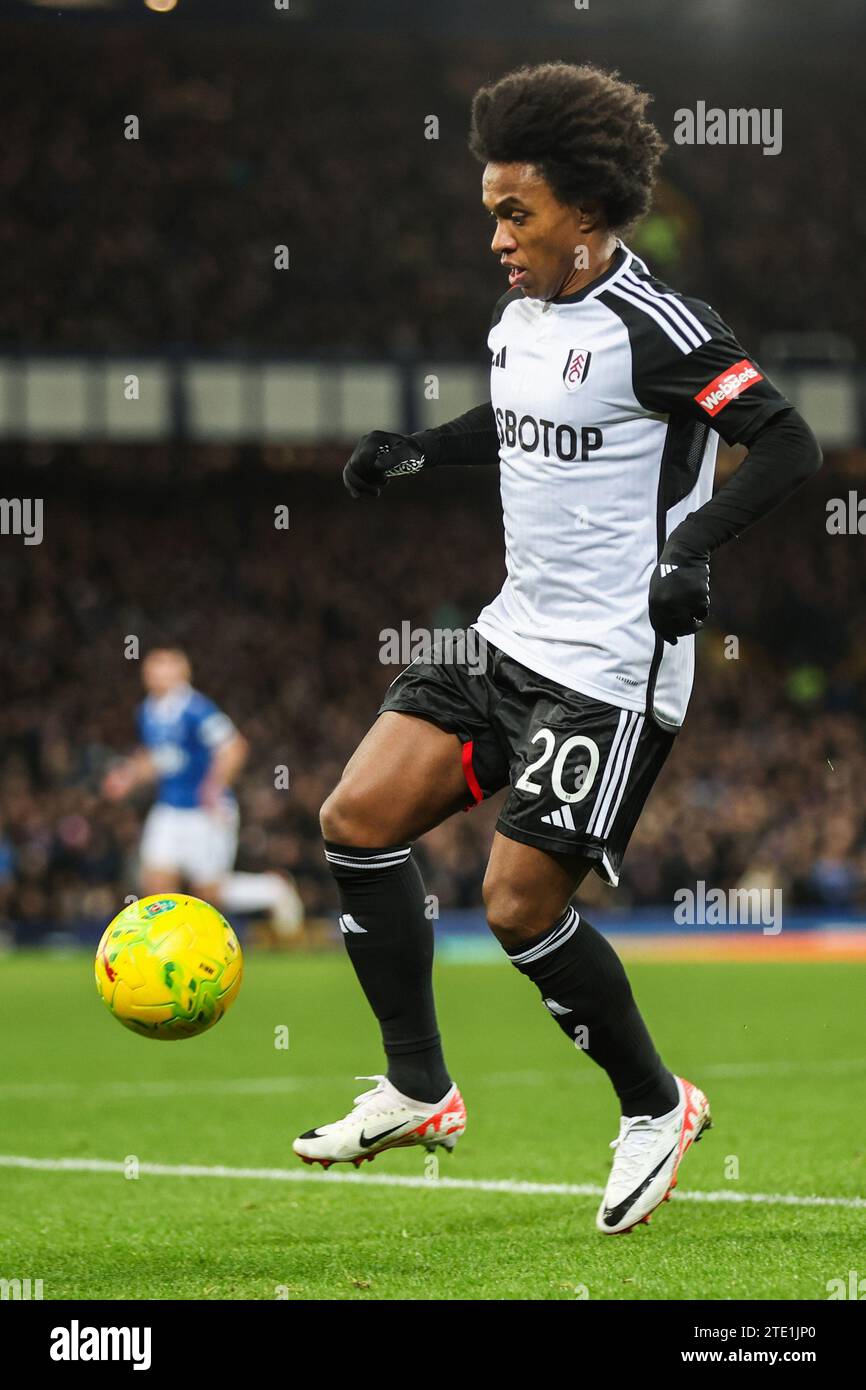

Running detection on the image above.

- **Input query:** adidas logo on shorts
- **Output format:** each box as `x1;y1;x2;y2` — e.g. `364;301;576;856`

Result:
541;804;576;830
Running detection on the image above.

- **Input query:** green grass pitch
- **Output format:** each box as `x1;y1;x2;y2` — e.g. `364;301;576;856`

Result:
1;949;864;1300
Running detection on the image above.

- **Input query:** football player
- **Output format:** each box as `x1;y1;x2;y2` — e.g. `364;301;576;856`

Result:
103;648;302;935
296;63;821;1233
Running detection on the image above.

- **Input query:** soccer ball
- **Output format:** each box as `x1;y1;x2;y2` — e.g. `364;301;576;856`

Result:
95;894;243;1040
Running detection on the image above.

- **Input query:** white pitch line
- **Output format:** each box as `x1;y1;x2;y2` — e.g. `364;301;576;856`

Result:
699;1058;866;1080
0;1154;863;1211
0;1078;310;1100
479;1059;866;1087
2;1057;865;1101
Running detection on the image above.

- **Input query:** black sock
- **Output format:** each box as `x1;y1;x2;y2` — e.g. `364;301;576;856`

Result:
505;906;679;1117
324;841;451;1104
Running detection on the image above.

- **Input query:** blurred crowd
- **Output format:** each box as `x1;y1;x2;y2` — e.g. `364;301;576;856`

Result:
1;18;863;934
0;25;864;360
0;446;864;936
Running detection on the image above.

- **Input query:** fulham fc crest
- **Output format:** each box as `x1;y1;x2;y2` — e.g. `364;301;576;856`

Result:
563;348;591;392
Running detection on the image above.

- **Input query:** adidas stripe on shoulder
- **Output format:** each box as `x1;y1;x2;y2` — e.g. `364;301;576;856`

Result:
607;266;714;356
601;260;791;445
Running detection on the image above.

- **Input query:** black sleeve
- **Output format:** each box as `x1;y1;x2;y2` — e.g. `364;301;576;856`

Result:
411;402;500;468
665;406;822;560
620;294;794;447
602;287;822;557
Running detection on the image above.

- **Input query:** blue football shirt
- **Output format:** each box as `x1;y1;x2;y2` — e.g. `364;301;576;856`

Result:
137;684;237;809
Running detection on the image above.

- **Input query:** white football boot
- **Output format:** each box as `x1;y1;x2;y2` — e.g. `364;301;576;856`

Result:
293;1075;467;1169
596;1075;712;1234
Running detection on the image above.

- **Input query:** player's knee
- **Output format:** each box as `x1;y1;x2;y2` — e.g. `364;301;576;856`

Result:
483;872;551;948
320;780;383;847
320;785;355;845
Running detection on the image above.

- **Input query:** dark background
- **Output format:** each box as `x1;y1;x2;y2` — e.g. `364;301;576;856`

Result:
0;0;864;936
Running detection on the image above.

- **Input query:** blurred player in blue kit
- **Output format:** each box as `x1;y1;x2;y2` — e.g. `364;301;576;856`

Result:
103;647;303;935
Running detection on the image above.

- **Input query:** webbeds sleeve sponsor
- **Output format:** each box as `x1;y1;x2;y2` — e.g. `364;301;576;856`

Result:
694;359;764;417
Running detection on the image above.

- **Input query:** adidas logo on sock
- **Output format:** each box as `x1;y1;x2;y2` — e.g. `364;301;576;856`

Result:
541;804;576;830
544;998;572;1016
339;914;367;934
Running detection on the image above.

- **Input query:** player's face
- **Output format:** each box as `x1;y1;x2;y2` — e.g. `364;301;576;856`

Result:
482;163;587;301
142;650;190;697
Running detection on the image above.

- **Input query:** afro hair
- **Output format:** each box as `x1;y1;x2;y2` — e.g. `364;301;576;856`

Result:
469;62;666;232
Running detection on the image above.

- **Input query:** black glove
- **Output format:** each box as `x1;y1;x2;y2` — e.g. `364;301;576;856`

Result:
648;541;710;646
342;430;428;499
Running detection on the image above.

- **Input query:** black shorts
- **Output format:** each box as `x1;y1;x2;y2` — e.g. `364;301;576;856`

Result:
379;632;675;887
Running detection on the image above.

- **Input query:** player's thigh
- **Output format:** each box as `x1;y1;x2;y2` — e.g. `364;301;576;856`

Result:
190;880;224;906
189;807;238;902
139;806;183;891
482;831;593;947
195;806;238;875
320;711;470;846
140;867;182;895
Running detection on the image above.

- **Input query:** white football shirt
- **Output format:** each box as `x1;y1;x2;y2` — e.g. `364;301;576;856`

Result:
473;242;790;729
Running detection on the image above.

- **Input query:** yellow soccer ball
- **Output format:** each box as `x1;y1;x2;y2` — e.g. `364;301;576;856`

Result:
95;894;243;1040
